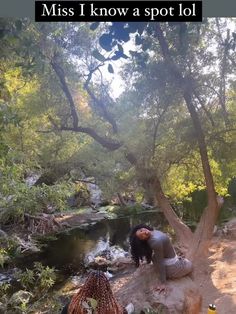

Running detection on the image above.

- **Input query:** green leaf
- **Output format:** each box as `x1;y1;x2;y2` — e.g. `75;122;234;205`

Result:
87;297;98;310
108;64;114;73
92;49;106;62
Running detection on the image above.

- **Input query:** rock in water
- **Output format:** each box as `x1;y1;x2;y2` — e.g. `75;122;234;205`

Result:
115;264;202;314
86;181;102;208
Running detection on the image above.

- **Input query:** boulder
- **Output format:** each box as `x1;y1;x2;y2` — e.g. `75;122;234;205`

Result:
115;264;202;314
225;218;236;239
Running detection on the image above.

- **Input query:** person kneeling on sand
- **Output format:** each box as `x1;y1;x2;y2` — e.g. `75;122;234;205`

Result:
129;224;193;293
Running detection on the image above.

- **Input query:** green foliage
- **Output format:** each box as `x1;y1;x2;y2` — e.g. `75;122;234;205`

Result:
82;297;98;313
1;18;236;238
0;290;33;314
15;262;57;293
228;177;236;204
0;282;11;296
0;248;9;267
110;204;147;217
0;236;20;267
180;189;207;223
34;262;57;291
0;163;75;224
0;262;59;314
16;269;35;290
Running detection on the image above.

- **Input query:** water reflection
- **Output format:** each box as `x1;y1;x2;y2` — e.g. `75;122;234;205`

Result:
39;211;167;273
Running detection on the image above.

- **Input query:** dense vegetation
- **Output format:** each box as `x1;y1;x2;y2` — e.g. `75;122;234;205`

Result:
1;18;236;313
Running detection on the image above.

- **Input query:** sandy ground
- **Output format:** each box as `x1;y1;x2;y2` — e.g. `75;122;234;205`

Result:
194;237;236;314
110;236;236;314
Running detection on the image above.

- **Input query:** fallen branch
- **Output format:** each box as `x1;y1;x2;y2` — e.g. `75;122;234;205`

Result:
24;213;62;234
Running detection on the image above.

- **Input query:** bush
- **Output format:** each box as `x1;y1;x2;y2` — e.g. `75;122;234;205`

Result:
228;177;236;204
181;188;207;223
110;204;145;217
0;181;74;225
0;236;20;267
15;262;57;294
0;263;58;314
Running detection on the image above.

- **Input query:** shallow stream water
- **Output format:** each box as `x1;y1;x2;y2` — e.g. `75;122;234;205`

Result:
37;210;169;274
0;210;169;288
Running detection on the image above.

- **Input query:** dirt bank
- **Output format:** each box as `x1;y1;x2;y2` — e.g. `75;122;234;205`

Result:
110;235;236;313
194;237;236;313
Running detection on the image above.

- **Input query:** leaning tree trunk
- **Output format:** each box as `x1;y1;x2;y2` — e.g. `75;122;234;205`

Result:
142;171;193;250
153;178;193;249
126;151;194;250
183;82;220;259
155;23;221;259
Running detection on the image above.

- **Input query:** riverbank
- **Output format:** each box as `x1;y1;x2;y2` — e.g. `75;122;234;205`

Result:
58;233;236;313
110;234;236;313
1;211;236;313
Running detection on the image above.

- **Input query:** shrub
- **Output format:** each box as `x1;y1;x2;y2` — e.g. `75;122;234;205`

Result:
0;180;74;224
181;188;207;223
228;177;236;204
15;262;57;294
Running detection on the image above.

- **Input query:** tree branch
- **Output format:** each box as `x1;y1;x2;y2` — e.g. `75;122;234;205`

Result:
152;105;169;156
84;66;118;134
51;56;121;151
193;91;215;127
51;59;79;129
215;19;230;124
61;126;122;151
154;23;219;237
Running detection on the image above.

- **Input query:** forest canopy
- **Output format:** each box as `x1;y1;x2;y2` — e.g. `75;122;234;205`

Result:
1;19;236;251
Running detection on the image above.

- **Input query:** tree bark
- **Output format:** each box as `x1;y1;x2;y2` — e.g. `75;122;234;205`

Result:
150;176;193;249
183;82;219;259
136;164;193;249
187;196;224;260
155;23;220;258
50;33;218;258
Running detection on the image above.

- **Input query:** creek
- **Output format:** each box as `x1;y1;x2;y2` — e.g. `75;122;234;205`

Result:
17;210;168;276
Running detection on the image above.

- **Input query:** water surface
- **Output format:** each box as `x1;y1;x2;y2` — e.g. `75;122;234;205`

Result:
38;210;168;274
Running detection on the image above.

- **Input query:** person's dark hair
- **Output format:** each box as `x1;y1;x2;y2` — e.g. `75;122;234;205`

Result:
129;224;154;267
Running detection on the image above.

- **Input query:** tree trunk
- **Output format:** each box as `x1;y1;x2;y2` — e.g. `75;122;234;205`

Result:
183;81;219;259
127;152;193;250
142;172;193;249
155;23;220;258
187;196;224;260
154;178;193;249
